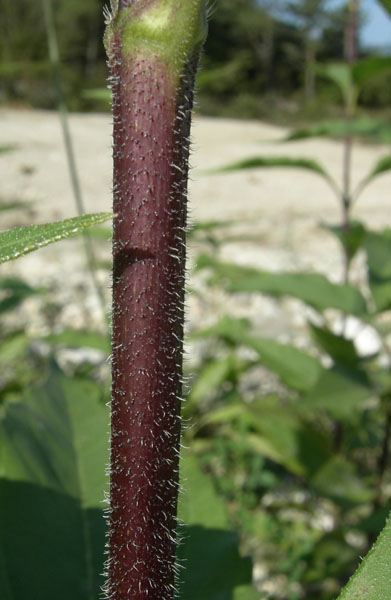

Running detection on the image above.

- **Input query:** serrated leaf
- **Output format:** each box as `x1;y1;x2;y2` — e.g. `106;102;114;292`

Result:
337;511;391;600
0;212;112;264
196;255;367;315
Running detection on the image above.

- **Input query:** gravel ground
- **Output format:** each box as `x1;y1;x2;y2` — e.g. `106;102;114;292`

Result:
0;108;390;348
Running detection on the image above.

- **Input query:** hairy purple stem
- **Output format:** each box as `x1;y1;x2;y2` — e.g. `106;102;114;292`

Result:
105;2;206;597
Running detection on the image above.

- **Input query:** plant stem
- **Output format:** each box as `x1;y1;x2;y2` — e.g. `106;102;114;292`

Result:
42;0;108;327
341;0;359;282
374;396;391;509
105;2;206;598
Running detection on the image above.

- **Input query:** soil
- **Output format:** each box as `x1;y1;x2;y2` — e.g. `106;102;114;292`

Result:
0;108;390;348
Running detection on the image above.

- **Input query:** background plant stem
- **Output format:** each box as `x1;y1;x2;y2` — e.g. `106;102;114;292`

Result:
41;0;107;327
341;0;359;282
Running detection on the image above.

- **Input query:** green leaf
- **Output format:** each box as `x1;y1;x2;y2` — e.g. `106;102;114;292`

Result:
207;155;336;189
188;220;235;234
178;454;257;600
0;367;108;503
86;225;112;240
285;117;390;143
195;397;331;478
352;56;391;91
365;229;391;311
0;367;109;599
190;315;251;343
179;453;229;529
337;512;391;600
310;324;360;366
324;221;366;262
192;316;322;392
313;456;374;506
0;371;256;600
302;365;372;419
234;585;262;600
317;62;354;106
219;317;321;391
0;212;113;264
245;398;331;477
0;145;15;154
44;329;110;353
0;277;43;314
375;0;391;15
0;199;31;214
368;154;391;179
356;155;391;198
197;255;367;315
0;330;30;366
190;354;238;403
82;87;112;103
178;526;255;600
0;481;106;600
244;335;322;392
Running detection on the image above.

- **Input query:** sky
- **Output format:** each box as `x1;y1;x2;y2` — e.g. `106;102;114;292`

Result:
330;0;391;49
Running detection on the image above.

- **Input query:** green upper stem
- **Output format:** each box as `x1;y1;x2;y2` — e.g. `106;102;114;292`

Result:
105;0;207;77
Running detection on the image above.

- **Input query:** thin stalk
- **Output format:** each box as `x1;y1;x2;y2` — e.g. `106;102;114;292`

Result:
341;0;359;284
105;2;207;599
42;0;107;326
335;0;360;440
374;397;391;509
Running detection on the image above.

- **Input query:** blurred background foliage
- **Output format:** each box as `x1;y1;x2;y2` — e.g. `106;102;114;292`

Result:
0;0;390;120
1;1;391;599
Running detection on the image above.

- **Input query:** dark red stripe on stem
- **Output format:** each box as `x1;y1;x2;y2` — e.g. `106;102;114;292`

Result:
108;36;194;600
